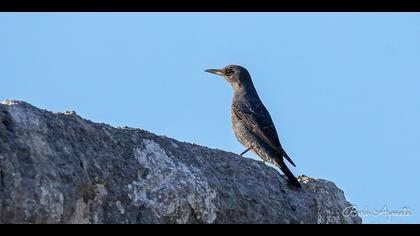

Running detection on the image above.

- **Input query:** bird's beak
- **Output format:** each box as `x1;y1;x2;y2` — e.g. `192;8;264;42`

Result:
205;69;224;76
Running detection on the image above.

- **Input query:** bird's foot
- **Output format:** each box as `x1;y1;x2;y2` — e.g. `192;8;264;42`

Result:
239;147;252;156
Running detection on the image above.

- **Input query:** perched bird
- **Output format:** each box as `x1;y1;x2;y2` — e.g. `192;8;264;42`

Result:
205;65;301;188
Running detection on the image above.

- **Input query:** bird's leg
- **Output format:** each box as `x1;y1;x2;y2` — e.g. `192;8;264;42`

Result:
239;147;251;156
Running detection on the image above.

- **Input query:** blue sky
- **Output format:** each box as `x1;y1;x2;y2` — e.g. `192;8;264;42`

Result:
1;13;419;224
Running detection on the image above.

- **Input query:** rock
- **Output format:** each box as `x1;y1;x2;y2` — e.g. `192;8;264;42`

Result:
0;100;361;224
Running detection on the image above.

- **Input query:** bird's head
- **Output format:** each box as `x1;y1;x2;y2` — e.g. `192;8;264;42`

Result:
205;65;252;90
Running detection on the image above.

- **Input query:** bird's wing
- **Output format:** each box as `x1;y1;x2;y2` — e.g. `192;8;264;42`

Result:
232;102;296;167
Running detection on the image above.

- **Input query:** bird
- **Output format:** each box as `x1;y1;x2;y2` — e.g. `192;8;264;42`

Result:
205;65;301;188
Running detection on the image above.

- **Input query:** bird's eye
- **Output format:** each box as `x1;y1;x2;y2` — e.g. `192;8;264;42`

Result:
225;68;234;76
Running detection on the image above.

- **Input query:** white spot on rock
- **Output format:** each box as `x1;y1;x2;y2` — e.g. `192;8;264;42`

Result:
127;139;218;223
116;201;125;215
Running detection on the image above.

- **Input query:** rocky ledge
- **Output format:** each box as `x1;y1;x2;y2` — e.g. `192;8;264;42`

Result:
0;100;361;224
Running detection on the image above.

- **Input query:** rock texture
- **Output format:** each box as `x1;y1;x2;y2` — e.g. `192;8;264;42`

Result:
0;100;361;224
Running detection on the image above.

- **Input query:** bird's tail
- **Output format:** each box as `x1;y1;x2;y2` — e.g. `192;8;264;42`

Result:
277;161;301;188
281;149;296;167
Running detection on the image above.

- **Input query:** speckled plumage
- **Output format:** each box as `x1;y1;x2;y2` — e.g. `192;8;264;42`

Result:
206;65;301;188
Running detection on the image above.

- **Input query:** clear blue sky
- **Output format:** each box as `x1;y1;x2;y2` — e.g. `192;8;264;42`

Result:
1;13;419;224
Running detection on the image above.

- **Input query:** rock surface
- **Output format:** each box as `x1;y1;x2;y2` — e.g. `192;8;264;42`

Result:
0;100;361;224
